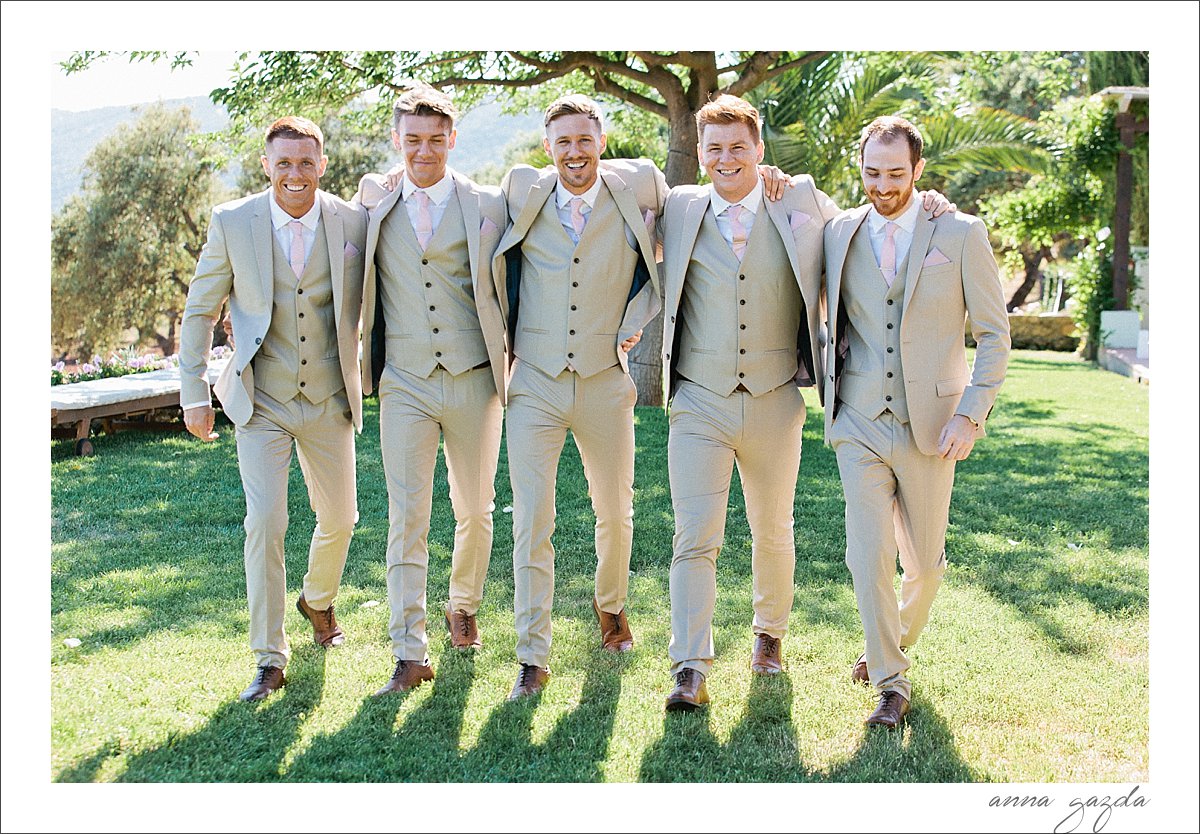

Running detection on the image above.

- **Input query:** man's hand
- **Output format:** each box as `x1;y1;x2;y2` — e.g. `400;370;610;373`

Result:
620;330;643;353
937;414;977;461
920;189;957;218
384;164;405;192
222;313;235;350
184;405;219;442
758;165;794;202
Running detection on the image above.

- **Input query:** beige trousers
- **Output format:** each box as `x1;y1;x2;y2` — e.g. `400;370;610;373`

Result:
505;359;637;668
667;381;805;676
235;388;357;669
379;364;503;662
829;403;954;701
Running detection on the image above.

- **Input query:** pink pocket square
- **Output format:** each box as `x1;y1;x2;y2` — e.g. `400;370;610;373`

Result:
344;241;360;257
480;217;499;236
923;248;951;267
789;210;812;231
643;209;656;237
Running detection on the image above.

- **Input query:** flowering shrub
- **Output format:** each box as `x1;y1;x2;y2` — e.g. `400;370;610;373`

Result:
51;345;230;386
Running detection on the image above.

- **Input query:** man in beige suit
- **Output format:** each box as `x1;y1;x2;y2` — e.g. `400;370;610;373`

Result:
354;88;509;696
180;116;368;702
660;95;841;710
823;116;1010;728
493;95;666;699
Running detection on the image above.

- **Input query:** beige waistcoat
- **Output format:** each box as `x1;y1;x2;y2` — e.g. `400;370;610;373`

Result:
839;228;911;422
254;223;344;405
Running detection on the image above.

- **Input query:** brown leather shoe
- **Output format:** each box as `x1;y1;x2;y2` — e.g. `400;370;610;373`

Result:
665;668;709;711
593;597;633;653
373;658;434;696
296;593;345;648
445;605;482;649
865;690;910;728
508;664;550;700
239;665;286;702
851;653;870;685
750;633;783;675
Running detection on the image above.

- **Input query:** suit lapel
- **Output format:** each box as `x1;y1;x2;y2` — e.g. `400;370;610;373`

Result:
453;169;483;289
828;205;871;322
320;192;346;341
510;175;555;245
902;206;937;312
763;196;808;304
673;189;710;313
251;191;275;300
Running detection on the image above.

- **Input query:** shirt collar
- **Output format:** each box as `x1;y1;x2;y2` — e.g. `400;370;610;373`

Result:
709;178;763;218
555;174;603;209
269;192;321;231
868;195;920;235
402;171;454;206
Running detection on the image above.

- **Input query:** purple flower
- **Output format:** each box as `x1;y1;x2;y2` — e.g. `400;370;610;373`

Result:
81;363;97;375
53;361;66;372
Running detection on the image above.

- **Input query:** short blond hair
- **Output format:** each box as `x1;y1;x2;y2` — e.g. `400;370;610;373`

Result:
543;94;604;132
393;85;459;133
695;95;761;144
265;116;324;151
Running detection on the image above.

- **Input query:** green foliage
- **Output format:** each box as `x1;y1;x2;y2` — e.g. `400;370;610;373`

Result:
51;104;225;359
1065;238;1115;361
756;53;1049;209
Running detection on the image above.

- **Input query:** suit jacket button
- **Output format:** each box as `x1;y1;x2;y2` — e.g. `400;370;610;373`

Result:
887;347;894;353
886;371;893;378
739;274;746;281
572;281;579;287
887;323;894;329
573;257;580;264
422;259;429;265
887;299;894;305
739;349;746;354
436;351;442;357
297;288;304;295
738;372;745;378
740;324;746;330
302;359;308;366
425;282;432;288
300;336;306;342
236;370;241;376
568;352;574;359
255;337;262;345
300;381;307;388
670;316;675;322
739;299;746;305
885;395;892;401
569;329;575;335
570;305;577;311
433;328;440;334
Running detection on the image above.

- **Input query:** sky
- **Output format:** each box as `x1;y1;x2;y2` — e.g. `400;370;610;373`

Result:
50;50;241;112
5;2;1200;831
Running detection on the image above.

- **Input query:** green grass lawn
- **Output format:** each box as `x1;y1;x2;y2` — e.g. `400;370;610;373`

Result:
49;350;1148;783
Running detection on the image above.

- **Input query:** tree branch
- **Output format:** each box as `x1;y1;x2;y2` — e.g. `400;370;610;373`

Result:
586;70;670;119
725;51;832;96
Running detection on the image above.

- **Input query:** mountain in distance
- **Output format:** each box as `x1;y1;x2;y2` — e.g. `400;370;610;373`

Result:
51;96;541;214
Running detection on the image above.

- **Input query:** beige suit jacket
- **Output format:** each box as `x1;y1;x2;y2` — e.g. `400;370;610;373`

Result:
356;168;510;404
179;189;368;431
822;204;1010;455
660;176;839;403
491;159;667;375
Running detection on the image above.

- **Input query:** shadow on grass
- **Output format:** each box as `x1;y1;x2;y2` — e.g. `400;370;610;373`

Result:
287;652;623;781
638;682;977;782
57;643;329;783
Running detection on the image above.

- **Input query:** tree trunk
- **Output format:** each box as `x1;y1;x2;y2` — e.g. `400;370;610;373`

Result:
1006;246;1049;311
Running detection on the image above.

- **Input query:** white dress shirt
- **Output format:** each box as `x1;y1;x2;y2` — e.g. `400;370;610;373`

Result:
269;194;321;266
867;196;920;271
555;176;602;242
402;172;455;237
709;178;763;248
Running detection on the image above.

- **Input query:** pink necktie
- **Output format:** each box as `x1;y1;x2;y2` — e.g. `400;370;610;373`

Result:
727;204;747;260
569;197;587;241
881;220;898;286
413;190;433;251
288;220;306;278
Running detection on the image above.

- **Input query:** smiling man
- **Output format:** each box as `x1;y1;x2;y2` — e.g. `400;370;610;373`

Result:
353;87;509;696
659;95;841;710
492;95;667;699
823;116;1010;728
179;116;368;701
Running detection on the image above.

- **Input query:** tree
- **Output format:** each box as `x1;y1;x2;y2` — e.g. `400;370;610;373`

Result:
51;104;224;359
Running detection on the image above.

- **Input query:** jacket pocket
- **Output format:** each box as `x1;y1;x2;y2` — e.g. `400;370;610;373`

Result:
935;375;969;397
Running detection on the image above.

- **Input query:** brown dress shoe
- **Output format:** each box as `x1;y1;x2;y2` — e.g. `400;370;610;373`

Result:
508;664;550;700
865;690;910;728
239;665;286;702
374;659;434;696
592;597;634;653
445;605;482;649
750;633;783;674
851;653;870;685
665;668;709;711
296;593;345;647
